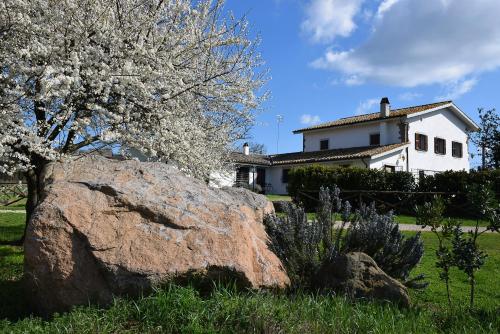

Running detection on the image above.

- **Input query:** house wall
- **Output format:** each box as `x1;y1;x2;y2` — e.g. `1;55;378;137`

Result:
369;148;407;171
407;107;470;174
302;120;401;152
209;165;259;189
267;160;367;195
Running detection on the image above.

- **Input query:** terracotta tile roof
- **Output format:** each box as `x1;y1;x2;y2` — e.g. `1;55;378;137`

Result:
267;143;408;166
230;152;271;166
293;101;452;133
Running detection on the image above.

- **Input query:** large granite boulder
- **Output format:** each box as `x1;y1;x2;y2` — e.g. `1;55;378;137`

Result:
24;156;289;314
315;252;410;307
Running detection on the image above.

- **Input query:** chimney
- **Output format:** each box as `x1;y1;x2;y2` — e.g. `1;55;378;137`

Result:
380;97;390;117
243;142;250;155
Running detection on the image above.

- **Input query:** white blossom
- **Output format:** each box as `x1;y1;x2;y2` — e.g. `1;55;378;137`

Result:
0;0;266;179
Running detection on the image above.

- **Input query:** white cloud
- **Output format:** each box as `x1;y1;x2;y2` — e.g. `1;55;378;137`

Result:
398;92;422;101
355;98;379;115
436;78;478;100
301;0;364;43
376;0;400;18
300;114;322;125
311;0;500;92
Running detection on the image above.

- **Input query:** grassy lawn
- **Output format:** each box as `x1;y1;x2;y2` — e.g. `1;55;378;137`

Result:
276;211;488;228
407;231;500;310
1;211;499;333
0;206;25;211
396;214;489;227
0;197;27;209
266;194;292;201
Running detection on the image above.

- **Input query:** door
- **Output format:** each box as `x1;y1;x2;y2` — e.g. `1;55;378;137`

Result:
256;168;266;192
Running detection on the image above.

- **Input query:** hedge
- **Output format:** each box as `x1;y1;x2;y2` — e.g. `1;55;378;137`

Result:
287;165;416;212
287;165;500;216
417;169;500;217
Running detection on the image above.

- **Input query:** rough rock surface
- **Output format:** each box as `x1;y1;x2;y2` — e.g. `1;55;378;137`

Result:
24;156;289;314
315;252;410;307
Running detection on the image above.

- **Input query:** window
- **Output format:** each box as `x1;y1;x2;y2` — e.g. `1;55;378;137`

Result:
418;170;425;180
434;138;446;155
415;133;428;151
384;165;396;173
281;169;290;183
370;133;380;146
452;141;463;158
320;139;329;150
235;167;249;187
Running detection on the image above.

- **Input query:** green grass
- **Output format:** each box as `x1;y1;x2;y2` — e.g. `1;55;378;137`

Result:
0;211;499;333
0;206;25;211
0;197;27;209
0;212;27;321
266;194;292;201
0;212;25;242
276;211;488;228
406;231;500;310
396;214;489;227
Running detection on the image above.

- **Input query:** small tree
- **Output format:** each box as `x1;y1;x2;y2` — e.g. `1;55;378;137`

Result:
451;227;486;309
0;0;266;243
249;142;267;155
470;108;500;169
415;197;456;308
453;182;500;308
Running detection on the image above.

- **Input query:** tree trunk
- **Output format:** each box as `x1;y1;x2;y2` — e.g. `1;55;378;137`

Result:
470;275;475;309
445;277;452;309
19;160;47;245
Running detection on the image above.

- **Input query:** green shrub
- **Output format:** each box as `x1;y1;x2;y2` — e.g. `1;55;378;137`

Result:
288;165;416;212
288;166;500;216
264;187;425;290
418;169;500;217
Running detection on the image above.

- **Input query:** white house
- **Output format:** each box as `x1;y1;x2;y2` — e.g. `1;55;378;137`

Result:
213;98;480;195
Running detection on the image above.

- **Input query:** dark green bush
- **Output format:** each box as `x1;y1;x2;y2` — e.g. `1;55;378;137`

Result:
287;166;500;216
418;169;500;217
287;165;416;212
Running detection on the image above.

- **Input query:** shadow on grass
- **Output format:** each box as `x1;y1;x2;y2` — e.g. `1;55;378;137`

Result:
0;278;32;321
0;223;25;245
0;244;32;321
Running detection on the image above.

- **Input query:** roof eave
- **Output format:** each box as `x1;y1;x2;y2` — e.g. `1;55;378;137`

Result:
370;143;409;159
293;116;402;134
272;156;368;166
405;102;480;132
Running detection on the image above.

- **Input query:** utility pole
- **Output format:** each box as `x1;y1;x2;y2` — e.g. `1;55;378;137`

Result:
276;115;283;154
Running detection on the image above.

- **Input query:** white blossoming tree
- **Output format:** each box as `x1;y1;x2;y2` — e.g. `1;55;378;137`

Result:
0;0;266;243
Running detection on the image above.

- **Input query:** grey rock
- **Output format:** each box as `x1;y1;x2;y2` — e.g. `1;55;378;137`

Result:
315;252;410;307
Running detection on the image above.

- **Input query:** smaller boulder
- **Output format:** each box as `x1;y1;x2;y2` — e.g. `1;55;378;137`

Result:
315;252;410;307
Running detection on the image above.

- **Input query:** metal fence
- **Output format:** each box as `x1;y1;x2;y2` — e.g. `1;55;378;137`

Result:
296;189;498;218
0;183;27;206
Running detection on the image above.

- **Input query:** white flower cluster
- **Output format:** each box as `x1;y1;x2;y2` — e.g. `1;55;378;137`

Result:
0;0;266;178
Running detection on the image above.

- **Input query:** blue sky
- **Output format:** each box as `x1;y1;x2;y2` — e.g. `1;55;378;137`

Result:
226;0;500;168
